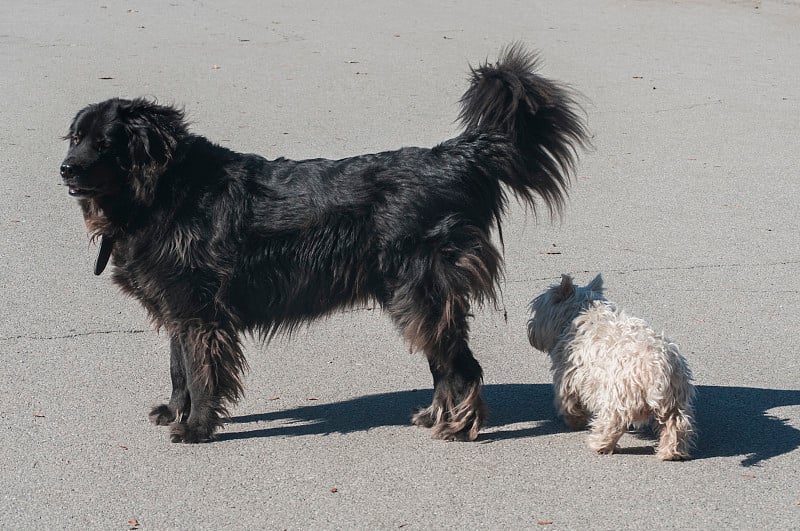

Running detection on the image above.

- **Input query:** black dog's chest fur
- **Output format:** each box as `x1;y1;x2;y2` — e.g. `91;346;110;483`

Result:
107;132;508;334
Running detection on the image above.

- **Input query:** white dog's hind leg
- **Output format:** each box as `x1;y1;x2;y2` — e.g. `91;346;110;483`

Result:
587;412;626;454
655;408;694;460
556;391;589;430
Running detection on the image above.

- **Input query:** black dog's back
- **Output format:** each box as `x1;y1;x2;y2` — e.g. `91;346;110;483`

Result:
222;132;516;333
62;43;587;443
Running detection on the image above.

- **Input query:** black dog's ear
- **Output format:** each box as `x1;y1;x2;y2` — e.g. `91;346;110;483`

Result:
117;99;187;205
63;106;90;142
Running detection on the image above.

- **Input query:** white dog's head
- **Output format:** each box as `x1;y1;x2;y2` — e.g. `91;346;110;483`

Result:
527;273;606;352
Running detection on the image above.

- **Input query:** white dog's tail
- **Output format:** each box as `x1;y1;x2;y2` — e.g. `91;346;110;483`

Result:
458;43;589;216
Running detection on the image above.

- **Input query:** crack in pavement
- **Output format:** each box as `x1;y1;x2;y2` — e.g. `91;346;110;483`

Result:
0;329;149;342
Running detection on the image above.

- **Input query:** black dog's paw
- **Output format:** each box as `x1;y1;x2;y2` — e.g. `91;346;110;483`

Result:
432;421;480;442
168;421;214;443
149;404;177;426
413;390;486;441
411;406;438;429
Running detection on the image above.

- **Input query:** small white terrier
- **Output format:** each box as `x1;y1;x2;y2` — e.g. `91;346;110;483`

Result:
527;274;695;460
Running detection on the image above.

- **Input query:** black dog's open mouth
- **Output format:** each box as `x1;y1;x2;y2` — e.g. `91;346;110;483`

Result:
66;185;94;198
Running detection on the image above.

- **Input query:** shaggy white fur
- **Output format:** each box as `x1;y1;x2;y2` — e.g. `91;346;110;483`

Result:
528;274;695;460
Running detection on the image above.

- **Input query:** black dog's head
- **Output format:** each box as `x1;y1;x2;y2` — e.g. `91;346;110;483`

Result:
60;98;187;205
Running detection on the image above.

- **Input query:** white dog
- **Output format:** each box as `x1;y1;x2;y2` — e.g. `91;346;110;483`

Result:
527;274;695;460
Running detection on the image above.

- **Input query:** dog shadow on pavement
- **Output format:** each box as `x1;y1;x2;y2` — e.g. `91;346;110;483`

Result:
693;385;800;466
222;383;557;441
222;384;800;465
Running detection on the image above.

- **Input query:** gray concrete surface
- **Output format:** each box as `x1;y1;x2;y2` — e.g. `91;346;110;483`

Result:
2;0;799;528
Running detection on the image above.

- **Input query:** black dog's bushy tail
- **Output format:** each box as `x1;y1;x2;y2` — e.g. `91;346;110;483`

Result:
458;43;589;215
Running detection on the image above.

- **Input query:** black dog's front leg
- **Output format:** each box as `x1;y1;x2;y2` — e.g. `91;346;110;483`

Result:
167;324;246;443
149;335;191;426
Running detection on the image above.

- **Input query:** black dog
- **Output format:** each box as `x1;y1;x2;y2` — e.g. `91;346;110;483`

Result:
60;44;587;443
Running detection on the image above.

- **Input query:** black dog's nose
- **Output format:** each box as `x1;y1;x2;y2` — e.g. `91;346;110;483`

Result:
60;164;73;178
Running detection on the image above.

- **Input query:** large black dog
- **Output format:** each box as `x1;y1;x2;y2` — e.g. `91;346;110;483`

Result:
60;44;587;443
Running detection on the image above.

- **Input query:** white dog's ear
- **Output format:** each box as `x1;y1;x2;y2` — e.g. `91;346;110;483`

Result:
556;274;575;300
587;273;604;292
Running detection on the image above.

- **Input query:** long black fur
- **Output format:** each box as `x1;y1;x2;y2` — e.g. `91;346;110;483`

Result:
60;44;588;443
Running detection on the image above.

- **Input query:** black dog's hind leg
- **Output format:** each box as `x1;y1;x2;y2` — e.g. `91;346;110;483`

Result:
412;331;486;441
388;252;491;441
149;335;191;426
168;323;247;443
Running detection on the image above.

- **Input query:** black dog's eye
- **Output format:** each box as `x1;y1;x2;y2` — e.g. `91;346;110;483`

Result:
71;135;81;146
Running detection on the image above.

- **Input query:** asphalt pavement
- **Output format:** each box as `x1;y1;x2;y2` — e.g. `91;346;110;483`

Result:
1;0;799;528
